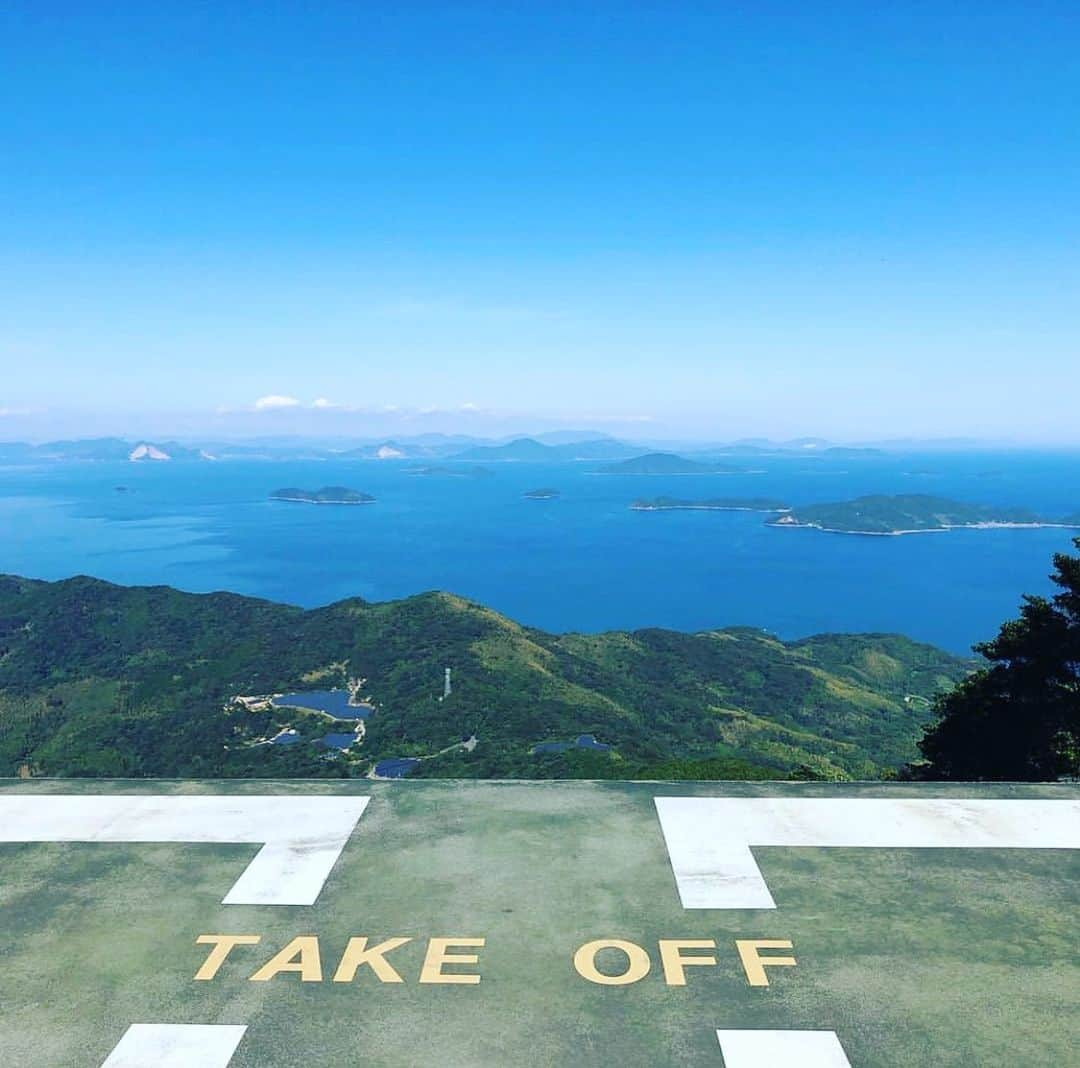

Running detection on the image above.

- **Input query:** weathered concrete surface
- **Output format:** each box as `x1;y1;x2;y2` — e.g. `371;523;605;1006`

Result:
0;779;1076;1067
655;796;1080;908
0;794;369;905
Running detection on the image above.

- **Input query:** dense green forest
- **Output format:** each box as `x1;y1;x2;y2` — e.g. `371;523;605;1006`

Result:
0;574;971;781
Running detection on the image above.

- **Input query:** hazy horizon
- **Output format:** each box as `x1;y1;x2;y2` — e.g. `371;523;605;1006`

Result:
2;406;1079;451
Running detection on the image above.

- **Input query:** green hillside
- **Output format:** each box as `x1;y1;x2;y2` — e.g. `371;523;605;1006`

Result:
0;575;971;781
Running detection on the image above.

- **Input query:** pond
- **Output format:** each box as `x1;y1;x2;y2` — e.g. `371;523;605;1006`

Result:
575;734;611;751
531;734;611;755
374;757;421;778
271;690;372;718
320;732;361;750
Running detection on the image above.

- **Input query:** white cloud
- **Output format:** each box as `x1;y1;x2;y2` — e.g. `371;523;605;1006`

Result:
254;395;301;411
311;398;338;409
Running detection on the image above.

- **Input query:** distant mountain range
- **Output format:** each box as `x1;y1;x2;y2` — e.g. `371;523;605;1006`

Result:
0;438;214;463
1;434;628;464
0;432;974;467
0;435;477;464
451;437;641;462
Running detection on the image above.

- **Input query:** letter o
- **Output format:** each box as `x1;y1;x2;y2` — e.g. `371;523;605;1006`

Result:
573;939;651;986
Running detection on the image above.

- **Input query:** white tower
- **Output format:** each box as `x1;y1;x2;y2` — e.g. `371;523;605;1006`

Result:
443;667;452;699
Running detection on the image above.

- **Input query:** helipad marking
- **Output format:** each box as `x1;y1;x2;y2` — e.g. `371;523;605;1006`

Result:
101;1024;246;1067
716;1029;851;1066
0;795;369;905
655;797;1080;909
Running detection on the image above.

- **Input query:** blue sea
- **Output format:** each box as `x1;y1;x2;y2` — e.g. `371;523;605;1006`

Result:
1;450;1078;653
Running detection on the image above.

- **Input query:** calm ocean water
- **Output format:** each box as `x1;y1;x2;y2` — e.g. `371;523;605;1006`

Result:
1;450;1078;653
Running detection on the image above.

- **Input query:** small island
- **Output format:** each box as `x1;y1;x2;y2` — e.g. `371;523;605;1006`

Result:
631;496;789;512
767;494;1080;536
524;488;560;500
599;452;742;475
269;486;375;505
406;465;493;479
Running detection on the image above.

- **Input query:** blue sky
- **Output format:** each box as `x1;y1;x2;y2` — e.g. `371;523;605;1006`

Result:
2;3;1078;442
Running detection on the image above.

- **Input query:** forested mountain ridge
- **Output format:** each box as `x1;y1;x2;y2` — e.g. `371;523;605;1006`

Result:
0;574;971;780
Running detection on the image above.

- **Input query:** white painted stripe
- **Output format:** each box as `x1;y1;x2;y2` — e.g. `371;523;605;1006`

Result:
0;795;369;905
656;798;1080;909
101;1024;246;1067
716;1029;852;1067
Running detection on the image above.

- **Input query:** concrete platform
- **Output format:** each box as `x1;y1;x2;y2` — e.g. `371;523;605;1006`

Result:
1;779;1076;1066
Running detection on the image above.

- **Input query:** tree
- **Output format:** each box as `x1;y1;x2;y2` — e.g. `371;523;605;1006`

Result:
918;538;1080;780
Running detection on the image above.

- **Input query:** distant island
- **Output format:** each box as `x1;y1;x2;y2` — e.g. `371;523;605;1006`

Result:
269;486;375;505
821;446;885;458
453;436;639;462
406;465;493;479
599;452;743;476
767;494;1080;536
632;496;790;512
524;488;560;500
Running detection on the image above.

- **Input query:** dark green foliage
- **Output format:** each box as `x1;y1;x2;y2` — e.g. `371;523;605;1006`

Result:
0;574;970;781
627;755;781;780
917;538;1080;780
